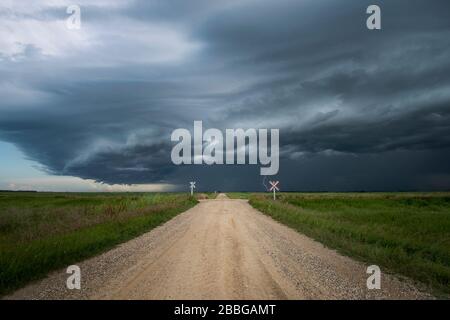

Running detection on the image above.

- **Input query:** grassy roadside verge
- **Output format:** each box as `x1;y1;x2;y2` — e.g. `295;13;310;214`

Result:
0;192;197;296
229;192;450;297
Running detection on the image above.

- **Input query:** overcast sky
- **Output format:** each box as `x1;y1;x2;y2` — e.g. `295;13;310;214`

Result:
1;0;450;192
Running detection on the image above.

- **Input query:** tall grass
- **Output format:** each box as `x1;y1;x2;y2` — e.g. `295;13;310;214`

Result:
241;192;450;297
0;192;197;296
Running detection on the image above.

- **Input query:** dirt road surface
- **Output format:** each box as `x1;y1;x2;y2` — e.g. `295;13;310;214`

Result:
6;194;431;299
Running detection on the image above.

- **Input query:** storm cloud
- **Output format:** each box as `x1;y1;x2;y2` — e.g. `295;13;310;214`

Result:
1;0;450;191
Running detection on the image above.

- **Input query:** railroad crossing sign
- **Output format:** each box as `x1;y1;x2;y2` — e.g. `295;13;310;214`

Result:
269;181;280;200
189;181;196;196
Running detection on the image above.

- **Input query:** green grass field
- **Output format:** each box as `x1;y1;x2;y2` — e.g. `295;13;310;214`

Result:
228;192;450;297
0;192;197;296
2;191;449;297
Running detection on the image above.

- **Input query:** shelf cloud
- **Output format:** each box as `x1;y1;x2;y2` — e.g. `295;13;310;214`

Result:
1;0;450;191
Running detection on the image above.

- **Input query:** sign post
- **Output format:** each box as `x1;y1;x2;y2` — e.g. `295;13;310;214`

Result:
269;181;280;200
189;181;196;196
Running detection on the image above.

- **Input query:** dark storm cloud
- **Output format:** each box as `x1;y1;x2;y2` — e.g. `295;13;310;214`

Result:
1;0;450;190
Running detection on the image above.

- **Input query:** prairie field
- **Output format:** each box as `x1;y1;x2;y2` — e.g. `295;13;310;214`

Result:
228;192;450;296
0;192;197;296
2;191;449;298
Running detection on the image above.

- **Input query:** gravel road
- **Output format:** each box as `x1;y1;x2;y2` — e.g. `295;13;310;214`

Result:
6;194;432;299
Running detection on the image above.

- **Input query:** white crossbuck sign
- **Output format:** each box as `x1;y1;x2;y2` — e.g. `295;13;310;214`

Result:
269;181;279;200
189;181;196;196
